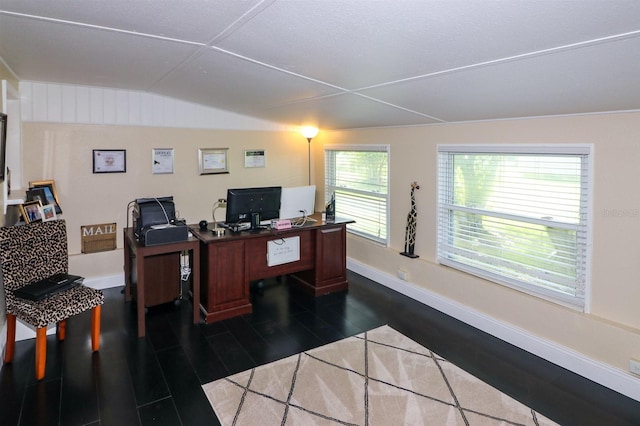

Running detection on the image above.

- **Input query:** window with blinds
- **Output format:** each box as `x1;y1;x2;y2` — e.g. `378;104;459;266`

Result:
437;145;591;310
324;145;389;244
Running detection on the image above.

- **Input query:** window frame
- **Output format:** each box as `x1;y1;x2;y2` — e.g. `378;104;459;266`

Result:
324;144;390;245
436;144;592;311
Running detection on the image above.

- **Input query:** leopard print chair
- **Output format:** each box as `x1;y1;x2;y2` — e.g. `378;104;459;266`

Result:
0;219;104;380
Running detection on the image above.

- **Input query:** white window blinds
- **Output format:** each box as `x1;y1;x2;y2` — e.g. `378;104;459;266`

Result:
437;145;591;309
325;145;389;244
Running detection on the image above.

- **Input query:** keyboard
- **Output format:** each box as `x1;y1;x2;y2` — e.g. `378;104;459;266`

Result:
219;223;250;232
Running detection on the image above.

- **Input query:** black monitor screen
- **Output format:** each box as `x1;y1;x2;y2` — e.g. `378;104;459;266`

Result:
225;186;282;227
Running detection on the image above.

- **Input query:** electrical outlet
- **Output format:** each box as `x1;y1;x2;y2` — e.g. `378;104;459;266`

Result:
397;269;409;281
630;359;640;376
218;198;227;207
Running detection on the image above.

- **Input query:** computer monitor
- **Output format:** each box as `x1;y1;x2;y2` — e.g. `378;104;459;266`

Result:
225;186;282;230
279;185;316;220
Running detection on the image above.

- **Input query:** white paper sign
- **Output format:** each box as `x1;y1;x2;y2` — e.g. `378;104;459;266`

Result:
244;150;266;168
267;236;300;266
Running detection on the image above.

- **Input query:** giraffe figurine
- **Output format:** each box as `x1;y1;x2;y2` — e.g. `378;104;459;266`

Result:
400;181;420;258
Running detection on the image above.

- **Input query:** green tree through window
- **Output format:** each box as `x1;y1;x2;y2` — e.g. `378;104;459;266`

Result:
325;146;389;244
438;145;590;309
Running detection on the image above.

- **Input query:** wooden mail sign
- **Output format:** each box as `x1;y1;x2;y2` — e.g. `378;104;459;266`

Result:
81;223;117;253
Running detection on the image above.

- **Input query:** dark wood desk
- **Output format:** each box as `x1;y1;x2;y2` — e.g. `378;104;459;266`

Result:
190;216;352;323
123;228;200;337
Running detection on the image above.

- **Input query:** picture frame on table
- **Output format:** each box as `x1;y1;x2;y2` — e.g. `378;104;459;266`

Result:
29;180;63;214
93;149;126;173
199;148;229;175
39;204;57;222
19;200;42;224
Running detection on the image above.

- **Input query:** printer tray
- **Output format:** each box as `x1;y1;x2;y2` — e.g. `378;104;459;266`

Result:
13;274;84;301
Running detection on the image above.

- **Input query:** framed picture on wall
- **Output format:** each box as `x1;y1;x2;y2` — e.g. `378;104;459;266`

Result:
198;148;229;175
93;149;126;173
152;148;174;174
29;180;63;214
244;149;266;168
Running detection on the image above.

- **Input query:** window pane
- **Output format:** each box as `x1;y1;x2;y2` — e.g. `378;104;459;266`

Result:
325;147;389;244
437;146;590;309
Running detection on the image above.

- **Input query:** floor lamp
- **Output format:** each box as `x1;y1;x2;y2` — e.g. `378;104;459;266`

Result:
300;127;319;185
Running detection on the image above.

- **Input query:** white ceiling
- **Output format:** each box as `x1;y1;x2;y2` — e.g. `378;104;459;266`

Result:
1;0;639;130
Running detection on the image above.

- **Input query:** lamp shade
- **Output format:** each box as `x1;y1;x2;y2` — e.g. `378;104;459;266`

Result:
300;126;319;139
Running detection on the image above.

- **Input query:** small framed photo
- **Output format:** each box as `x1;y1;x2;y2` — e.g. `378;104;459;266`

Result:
26;187;47;205
93;149;126;173
39;204;57;222
29;180;62;214
19;200;42;224
152;148;174;174
244;149;266;168
198;148;229;175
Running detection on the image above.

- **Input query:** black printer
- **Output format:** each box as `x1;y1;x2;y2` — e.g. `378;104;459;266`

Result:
132;196;188;246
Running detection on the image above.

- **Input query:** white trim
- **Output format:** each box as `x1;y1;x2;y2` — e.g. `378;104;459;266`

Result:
324;144;390;152
83;273;125;291
437;143;592;155
347;258;640;402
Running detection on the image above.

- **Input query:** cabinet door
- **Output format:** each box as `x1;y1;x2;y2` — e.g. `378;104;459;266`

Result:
142;253;181;306
203;240;248;313
315;225;348;290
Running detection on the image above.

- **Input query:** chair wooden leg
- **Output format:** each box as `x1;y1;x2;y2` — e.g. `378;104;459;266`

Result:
4;314;16;363
57;320;67;341
91;305;101;352
35;328;47;380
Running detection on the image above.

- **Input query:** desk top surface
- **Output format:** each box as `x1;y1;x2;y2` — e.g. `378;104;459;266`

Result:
190;213;353;244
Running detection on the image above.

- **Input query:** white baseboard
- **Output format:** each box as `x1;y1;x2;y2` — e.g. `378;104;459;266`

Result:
347;258;640;403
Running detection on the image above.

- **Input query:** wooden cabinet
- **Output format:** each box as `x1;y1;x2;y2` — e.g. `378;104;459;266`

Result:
200;239;251;322
135;253;180;307
123;228;200;337
291;224;348;295
192;217;352;323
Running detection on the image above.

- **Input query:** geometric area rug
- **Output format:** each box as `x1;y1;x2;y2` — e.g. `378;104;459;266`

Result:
203;325;559;425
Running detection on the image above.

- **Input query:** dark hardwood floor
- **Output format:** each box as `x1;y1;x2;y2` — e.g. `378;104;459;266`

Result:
1;271;639;426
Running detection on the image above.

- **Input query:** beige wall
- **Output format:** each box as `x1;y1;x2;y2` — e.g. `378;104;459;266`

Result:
15;110;640;391
21;123;312;278
320;112;640;378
